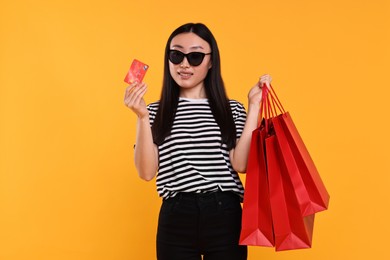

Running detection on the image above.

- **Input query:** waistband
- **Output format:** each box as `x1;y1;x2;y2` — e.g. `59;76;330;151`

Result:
169;190;240;202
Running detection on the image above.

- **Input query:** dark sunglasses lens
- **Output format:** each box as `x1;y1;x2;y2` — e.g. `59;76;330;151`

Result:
169;50;184;64
187;53;205;66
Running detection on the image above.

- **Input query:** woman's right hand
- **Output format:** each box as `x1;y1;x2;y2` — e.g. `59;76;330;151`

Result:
124;82;149;119
125;82;158;181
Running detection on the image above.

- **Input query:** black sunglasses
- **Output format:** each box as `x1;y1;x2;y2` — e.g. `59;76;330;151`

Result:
168;50;212;66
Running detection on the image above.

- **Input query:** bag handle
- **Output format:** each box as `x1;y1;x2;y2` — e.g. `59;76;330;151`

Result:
259;85;265;127
260;83;285;117
258;83;287;133
267;90;276;118
258;83;270;128
268;84;286;114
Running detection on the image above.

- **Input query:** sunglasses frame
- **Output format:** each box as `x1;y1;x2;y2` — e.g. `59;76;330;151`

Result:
168;50;212;66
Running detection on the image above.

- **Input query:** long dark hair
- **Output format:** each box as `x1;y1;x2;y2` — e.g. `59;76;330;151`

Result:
151;23;237;150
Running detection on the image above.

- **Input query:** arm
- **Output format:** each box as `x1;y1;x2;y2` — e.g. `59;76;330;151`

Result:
229;74;272;173
134;116;158;181
124;82;158;181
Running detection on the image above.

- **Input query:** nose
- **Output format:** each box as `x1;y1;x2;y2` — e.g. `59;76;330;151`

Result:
180;56;190;67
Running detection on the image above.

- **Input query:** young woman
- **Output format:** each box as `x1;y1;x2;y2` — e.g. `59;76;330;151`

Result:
124;23;271;260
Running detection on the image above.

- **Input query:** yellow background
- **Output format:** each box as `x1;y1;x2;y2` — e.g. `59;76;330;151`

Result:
1;0;389;259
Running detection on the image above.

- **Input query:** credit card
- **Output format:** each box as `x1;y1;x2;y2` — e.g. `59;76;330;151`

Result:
124;59;149;84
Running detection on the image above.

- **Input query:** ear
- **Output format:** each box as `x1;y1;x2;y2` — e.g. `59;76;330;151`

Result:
208;61;212;69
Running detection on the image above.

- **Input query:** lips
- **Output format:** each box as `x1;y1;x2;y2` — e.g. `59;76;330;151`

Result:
178;71;193;79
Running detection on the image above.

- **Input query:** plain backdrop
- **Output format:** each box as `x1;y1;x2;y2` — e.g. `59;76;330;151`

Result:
1;0;389;259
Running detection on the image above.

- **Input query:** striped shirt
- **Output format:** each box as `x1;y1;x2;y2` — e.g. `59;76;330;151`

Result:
147;97;247;200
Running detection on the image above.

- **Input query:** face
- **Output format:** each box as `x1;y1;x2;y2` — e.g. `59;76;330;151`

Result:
169;32;212;97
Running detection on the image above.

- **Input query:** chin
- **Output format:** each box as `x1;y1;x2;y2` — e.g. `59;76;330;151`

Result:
174;79;193;88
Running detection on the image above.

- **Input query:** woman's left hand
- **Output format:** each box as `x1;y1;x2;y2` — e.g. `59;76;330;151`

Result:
259;74;272;89
248;74;272;106
231;74;273;172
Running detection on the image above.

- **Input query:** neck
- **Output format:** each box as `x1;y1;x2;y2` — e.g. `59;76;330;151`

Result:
179;85;207;99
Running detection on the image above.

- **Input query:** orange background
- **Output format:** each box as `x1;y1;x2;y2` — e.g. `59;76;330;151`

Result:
1;0;389;259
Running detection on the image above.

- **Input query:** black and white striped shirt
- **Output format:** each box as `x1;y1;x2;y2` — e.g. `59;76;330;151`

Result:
147;97;247;200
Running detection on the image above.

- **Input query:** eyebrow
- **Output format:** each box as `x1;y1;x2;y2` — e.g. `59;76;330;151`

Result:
171;44;205;50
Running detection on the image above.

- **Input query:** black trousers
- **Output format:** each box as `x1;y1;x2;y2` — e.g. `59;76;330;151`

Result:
156;191;247;260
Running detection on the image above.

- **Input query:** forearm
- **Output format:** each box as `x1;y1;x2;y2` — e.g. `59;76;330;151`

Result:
230;103;260;173
134;116;158;181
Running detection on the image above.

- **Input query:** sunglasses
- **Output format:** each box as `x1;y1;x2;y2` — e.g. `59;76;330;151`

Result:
168;50;212;66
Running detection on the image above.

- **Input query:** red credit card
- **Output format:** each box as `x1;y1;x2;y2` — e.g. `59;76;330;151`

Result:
124;59;149;84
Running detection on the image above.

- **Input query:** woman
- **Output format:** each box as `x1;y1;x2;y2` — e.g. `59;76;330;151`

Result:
124;23;271;260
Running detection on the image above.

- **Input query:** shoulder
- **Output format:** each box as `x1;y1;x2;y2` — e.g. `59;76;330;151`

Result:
147;101;160;111
228;99;246;112
147;101;160;123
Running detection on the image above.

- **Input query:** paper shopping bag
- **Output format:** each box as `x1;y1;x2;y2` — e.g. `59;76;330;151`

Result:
239;125;274;247
268;87;330;216
266;133;314;251
277;112;330;214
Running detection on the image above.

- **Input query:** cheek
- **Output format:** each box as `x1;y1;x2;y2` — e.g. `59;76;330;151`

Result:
169;63;177;77
196;64;211;78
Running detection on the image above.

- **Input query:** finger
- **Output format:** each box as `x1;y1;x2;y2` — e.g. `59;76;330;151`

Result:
131;83;147;97
260;74;271;80
127;81;138;90
133;86;147;105
260;77;270;83
134;84;147;101
127;84;147;106
126;81;144;96
124;85;138;105
124;82;138;99
259;75;272;89
258;82;267;89
133;83;146;97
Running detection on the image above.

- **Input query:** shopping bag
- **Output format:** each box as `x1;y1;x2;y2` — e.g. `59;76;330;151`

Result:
266;133;315;251
239;124;274;247
268;87;330;216
278;112;329;214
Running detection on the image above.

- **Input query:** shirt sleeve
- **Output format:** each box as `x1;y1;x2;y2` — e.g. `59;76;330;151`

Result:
230;100;247;139
146;101;159;127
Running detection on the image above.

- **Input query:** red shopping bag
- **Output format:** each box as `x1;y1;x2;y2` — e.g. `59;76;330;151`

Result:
278;112;329;213
266;133;314;251
239;124;274;247
268;87;330;216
